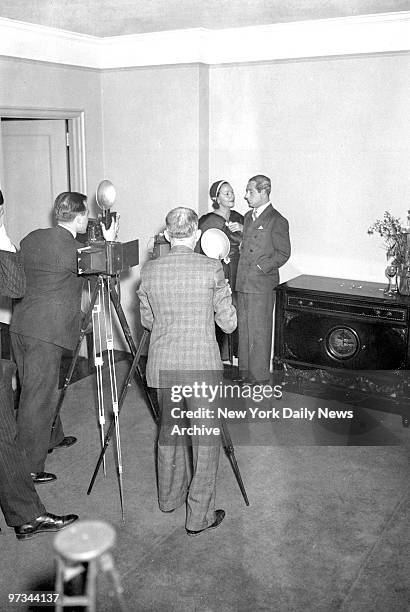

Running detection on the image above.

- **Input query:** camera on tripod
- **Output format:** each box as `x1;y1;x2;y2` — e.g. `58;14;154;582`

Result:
77;180;139;276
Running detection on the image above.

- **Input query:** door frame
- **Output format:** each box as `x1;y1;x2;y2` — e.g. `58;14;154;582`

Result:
0;106;86;193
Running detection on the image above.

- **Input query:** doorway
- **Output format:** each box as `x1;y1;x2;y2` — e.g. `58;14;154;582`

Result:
1;118;69;244
0;108;86;245
0;107;86;323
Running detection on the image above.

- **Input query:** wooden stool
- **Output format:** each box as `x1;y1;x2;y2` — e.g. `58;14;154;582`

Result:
53;520;126;612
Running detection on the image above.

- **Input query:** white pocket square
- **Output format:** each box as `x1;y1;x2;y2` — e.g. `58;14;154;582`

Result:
258;225;264;230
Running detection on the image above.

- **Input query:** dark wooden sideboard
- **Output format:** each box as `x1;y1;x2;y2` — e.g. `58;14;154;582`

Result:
273;274;410;426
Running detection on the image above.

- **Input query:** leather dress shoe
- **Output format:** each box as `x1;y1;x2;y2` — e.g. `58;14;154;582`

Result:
14;512;78;541
48;436;77;454
241;379;271;387
231;374;247;383
186;509;225;537
31;472;57;484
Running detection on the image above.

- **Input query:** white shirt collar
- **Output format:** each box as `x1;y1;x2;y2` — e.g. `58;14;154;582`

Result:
252;201;271;219
0;224;16;252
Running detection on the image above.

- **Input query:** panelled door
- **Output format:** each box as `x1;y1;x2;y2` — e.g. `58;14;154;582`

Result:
0;118;69;322
0;118;69;245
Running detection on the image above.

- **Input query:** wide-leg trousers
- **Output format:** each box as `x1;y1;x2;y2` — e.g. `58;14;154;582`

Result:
156;388;221;531
237;290;275;382
0;359;45;526
11;332;65;473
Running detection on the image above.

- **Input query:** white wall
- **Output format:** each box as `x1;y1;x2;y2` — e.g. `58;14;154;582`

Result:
3;50;410;349
101;63;209;344
0;57;106;326
0;57;104;197
209;53;410;285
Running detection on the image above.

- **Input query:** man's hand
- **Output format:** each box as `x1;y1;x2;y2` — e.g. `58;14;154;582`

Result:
101;214;120;241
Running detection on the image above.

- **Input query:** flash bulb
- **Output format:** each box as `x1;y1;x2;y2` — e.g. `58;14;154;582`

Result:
96;180;116;210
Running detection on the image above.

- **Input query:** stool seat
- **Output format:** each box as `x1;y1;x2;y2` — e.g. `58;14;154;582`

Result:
54;520;124;612
54;520;116;562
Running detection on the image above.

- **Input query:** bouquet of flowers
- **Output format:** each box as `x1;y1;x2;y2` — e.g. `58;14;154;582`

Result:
367;211;410;266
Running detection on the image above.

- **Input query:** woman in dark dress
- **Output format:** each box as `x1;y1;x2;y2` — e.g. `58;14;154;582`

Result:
198;180;244;361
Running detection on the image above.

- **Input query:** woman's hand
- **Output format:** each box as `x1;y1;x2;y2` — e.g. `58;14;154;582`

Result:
226;221;243;233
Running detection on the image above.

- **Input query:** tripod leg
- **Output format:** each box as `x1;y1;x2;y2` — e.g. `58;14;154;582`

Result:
95;358;107;476
103;286;125;521
227;332;234;365
51;279;100;432
113;401;125;523
87;330;150;495
93;287;107;476
106;278;159;423
220;417;250;506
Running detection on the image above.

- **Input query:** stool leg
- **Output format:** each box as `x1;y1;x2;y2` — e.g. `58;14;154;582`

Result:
100;553;127;612
85;560;97;612
55;558;88;610
55;558;64;612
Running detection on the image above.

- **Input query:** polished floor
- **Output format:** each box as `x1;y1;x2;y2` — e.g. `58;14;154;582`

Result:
1;360;409;611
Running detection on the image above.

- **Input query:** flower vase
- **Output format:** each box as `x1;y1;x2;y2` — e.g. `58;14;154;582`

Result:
397;264;410;296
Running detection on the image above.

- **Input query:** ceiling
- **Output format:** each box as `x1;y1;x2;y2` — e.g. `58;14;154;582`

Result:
0;0;410;37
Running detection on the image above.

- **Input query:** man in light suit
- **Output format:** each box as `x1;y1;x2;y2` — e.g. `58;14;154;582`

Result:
236;175;291;383
10;191;118;484
138;207;237;536
0;192;78;540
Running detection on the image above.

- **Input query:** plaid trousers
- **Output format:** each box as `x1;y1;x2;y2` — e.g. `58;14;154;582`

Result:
156;388;221;531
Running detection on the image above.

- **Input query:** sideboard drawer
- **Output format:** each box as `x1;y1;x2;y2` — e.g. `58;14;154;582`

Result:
286;295;407;323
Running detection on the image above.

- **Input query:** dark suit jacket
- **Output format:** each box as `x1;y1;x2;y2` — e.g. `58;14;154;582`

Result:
10;226;84;350
0;249;25;298
235;205;291;293
138;245;237;388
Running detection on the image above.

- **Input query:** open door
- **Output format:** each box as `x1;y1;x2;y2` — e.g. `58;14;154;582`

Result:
0;112;86;325
0;118;69;245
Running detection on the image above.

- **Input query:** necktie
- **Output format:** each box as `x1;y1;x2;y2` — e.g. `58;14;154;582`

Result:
252;209;257;222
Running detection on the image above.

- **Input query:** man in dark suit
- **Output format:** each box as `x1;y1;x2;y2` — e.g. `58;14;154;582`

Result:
236;175;291;383
10;192;89;484
10;192;118;484
138;207;237;536
0;192;78;539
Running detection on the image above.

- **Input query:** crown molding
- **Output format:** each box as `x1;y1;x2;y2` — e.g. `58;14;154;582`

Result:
0;17;103;68
1;12;410;69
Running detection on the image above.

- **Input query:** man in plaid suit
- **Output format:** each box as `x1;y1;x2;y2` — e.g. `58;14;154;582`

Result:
0;194;78;539
138;207;237;536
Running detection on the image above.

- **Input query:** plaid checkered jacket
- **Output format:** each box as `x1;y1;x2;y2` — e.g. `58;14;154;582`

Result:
0;249;25;298
138;245;237;388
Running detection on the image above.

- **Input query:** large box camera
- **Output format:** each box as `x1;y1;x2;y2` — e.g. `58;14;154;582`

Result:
77;239;139;276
